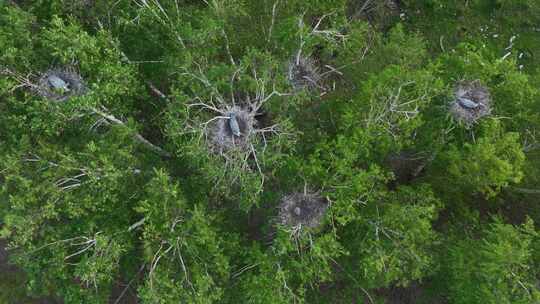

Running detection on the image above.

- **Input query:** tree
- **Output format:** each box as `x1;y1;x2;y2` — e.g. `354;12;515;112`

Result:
443;218;540;304
1;1;540;303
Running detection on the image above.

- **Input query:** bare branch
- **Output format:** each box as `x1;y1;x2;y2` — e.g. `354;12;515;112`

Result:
523;141;540;153
267;0;280;43
113;263;146;304
91;107;172;158
511;187;540;195
128;217;147;232
146;81;169;100
222;29;236;66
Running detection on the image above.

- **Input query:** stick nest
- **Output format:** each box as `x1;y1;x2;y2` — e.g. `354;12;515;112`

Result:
386;151;428;184
348;0;401;26
278;192;329;229
450;80;491;126
36;67;86;102
287;55;322;91
209;105;256;153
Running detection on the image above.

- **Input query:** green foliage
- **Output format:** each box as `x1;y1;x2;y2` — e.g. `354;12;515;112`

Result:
1;1;540;303
443;125;525;197
0;134;142;302
341;185;441;289
137;170;232;303
0;5;35;69
444;218;540;304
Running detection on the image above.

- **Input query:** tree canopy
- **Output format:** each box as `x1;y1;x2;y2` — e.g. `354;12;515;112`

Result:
1;1;540;303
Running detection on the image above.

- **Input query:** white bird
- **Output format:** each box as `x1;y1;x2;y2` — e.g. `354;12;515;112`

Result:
458;97;479;109
47;75;70;92
228;112;241;137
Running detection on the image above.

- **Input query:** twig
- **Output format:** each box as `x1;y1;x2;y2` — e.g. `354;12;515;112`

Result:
128;217;147;232
524;143;540;153
64;239;96;260
91;107;172;158
329;256;375;304
113;263;146;304
267;0;280;43
146;81;169;100
511;187;540;195
222;29;236;66
232;263;260;279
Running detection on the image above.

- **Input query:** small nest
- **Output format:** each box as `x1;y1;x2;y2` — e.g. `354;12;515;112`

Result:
36;67;86;102
385;151;428;184
450;80;491;126
278;192;329;229
348;0;401;26
209;106;256;153
287;55;322;91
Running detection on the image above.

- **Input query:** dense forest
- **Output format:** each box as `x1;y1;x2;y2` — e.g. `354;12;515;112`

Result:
1;0;540;303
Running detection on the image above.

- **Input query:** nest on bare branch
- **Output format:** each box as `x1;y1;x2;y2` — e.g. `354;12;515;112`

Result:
348;0;401;27
208;105;256;154
36;67;86;102
287;55;323;92
278;192;329;229
450;80;491;126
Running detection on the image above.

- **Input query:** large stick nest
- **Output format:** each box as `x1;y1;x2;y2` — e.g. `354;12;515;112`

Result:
208;105;256;154
287;55;322;92
278;192;329;229
36;67;86;102
450;80;491;126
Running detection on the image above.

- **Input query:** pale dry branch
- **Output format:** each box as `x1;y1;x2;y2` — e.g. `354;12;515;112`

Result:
22;236;87;255
180;65;227;104
276;262;300;303
250;143;264;192
113;263;146;304
148;242;174;288
311;12;347;42
172;238;195;292
146;81;168;100
65;238;97;260
91;107;172;158
511;187;540;195
523;129;540;152
89;117;110;132
2;68;39;92
128;217;147;232
187;97;225;114
267;0;280;43
222;29;236;66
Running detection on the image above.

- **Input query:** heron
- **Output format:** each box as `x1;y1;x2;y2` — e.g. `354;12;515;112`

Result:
228;112;241;137
458;97;479;109
47;75;70;92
